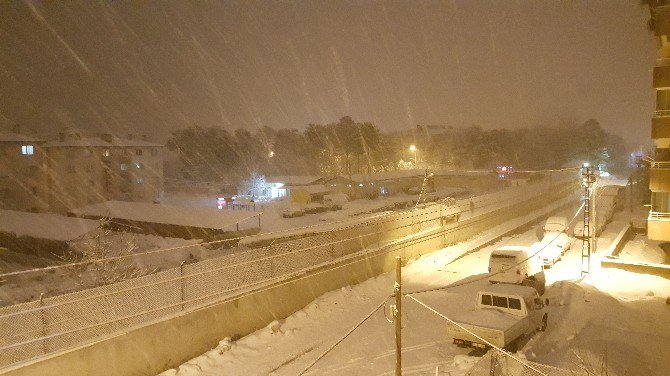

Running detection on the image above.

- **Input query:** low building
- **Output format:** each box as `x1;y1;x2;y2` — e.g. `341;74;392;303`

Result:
70;200;261;240
290;185;330;204
0;209;100;258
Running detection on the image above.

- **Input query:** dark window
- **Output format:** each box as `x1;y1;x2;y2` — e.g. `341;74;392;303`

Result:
481;294;492;306
492;296;508;308
135;149;143;156
508;298;521;310
491;254;516;259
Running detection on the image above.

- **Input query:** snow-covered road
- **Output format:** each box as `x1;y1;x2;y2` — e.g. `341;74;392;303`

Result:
160;205;670;376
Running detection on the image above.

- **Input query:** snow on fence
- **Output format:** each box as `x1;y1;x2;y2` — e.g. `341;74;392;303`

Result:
0;176;575;370
465;350;588;376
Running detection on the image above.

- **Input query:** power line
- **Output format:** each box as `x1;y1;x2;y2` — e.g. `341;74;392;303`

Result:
405;295;548;376
296;298;388;376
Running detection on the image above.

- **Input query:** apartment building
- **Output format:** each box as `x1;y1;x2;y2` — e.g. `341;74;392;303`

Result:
0;127;49;212
0;126;164;213
649;2;670;241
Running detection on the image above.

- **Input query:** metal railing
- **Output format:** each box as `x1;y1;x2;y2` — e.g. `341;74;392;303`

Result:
653;109;670;117
649;211;670;219
650;161;670;168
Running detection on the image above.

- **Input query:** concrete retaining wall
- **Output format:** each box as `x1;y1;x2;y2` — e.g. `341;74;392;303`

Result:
0;182;578;376
601;258;670;279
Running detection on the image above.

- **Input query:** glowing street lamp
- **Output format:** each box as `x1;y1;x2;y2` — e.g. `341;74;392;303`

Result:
409;145;417;165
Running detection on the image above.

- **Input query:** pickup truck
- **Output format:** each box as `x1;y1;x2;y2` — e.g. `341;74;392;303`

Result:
447;284;548;352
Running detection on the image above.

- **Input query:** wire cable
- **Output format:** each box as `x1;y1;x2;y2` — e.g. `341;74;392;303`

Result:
296;298;388;376
406;294;547;376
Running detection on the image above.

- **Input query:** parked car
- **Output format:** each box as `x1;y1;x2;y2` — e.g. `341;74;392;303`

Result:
304;203;328;214
543;216;568;234
447;284;548;351
533;231;570;268
488;246;546;295
282;206;305;218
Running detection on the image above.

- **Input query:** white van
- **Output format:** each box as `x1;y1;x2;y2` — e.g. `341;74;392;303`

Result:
488;246;545;295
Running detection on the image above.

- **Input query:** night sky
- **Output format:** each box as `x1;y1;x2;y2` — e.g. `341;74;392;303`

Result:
0;1;656;146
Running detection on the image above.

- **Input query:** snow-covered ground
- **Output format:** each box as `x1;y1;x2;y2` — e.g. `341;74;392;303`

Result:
162;187;469;234
160;204;670;376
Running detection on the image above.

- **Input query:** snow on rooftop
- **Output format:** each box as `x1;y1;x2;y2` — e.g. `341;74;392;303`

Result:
0;132;44;143
43;136;112;148
70;201;260;230
293;184;330;194
0;209;99;242
107;136;163;148
265;175;321;186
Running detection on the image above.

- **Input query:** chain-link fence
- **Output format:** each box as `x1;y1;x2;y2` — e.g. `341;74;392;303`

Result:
0;177;573;370
465;350;588;376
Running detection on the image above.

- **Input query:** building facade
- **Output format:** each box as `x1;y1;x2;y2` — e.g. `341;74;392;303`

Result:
0;126;164;213
0;128;49;212
649;2;670;241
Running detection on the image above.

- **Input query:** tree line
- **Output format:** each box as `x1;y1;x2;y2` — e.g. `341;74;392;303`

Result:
166;117;626;182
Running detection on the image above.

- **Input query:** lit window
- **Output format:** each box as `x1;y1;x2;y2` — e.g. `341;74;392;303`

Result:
120;164;128;171
136;178;144;184
21;145;34;155
135;163;142;169
103;149;110;157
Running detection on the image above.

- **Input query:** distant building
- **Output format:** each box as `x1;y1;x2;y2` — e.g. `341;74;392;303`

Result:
0;126;49;212
0;126;164;213
647;2;670;241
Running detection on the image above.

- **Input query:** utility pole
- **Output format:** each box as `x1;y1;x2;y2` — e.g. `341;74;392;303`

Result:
394;256;402;376
581;165;595;275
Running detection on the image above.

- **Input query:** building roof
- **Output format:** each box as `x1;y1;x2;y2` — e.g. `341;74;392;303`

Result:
293;184;330;194
0;132;44;143
0;210;100;242
350;170;426;183
108;136;163;148
266;175;322;186
70;201;260;231
43;136;113;148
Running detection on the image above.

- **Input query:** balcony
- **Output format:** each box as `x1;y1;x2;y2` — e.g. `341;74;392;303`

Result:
650;162;670;191
654;5;670;37
648;212;670;241
653;65;670;88
652;117;670;148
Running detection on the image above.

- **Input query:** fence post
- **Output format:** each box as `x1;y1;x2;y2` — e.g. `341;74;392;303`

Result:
39;293;48;354
394;256;402;376
180;261;186;311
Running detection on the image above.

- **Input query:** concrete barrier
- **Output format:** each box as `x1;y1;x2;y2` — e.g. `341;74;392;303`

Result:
0;182;578;376
601;258;670;279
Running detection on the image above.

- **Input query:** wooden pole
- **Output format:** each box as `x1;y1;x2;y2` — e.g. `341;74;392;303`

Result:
395;256;402;376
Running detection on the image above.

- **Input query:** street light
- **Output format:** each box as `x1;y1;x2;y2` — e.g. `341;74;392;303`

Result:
409;145;417;165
